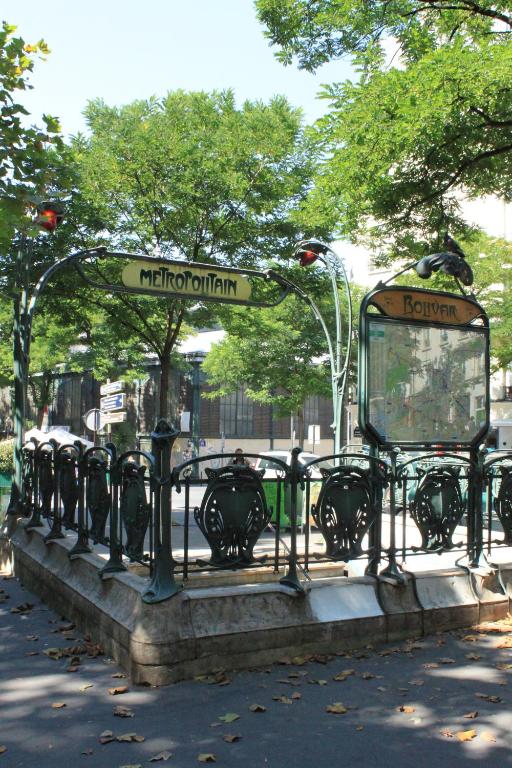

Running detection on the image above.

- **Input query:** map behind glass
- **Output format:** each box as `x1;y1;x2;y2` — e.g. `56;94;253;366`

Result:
367;319;487;444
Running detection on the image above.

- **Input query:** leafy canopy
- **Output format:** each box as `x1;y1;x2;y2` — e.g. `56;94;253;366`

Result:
0;21;62;247
256;1;512;256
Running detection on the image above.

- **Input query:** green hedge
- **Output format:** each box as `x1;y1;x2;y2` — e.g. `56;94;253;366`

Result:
0;439;14;475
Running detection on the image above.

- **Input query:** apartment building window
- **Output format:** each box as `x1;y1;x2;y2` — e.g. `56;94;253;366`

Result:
219;387;254;437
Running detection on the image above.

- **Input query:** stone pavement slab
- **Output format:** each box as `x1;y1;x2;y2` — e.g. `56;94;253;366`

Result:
1;576;512;767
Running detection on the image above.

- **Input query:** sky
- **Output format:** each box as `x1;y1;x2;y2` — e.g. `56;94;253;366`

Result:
5;0;353;138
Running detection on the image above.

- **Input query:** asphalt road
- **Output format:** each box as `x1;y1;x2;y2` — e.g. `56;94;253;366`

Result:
1;576;512;767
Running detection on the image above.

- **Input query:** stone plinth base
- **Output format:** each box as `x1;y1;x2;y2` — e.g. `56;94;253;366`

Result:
9;524;511;685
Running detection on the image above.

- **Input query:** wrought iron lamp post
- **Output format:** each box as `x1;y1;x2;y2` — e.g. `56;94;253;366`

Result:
8;202;65;515
186;351;205;478
292;239;353;456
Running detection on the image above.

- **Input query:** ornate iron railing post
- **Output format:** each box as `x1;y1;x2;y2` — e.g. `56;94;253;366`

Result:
379;448;406;582
142;419;181;603
44;440;65;542
69;441;92;559
99;443;126;576
469;447;485;567
365;445;382;575
25;440;50;531
280;447;304;592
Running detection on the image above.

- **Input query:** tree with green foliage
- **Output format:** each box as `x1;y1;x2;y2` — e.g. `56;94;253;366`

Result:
62;90;322;416
202;264;357;445
0;21;62;247
256;1;512;258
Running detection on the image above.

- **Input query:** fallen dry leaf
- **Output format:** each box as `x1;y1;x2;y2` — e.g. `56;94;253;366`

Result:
481;731;496;743
272;695;293;704
25;651;38;657
440;729;453;738
43;648;64;660
463;711;479;719
108;685;129;696
361;672;375;680
310;679;328;686
326;702;348;714
466;653;481;661
218;713;239;723
475;693;502;703
98;730;115;744
81;748;93;755
116;733;145;743
397;706;415;714
119;764;142;768
438;658;456;665
51;702;66;709
291;692;302;700
80;684;93;692
114;705;134;718
223;734;241;743
197;754;216;763
409;680;424;686
356;725;364;731
111;672;126;678
149;751;173;761
249;704;266;712
10;602;33;614
456;729;477;742
0;746;7;754
462;635;480;643
423;663;439;670
496;662;512;670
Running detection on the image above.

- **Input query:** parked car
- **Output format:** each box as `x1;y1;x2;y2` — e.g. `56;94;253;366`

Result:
253;450;332;527
253;450;332;478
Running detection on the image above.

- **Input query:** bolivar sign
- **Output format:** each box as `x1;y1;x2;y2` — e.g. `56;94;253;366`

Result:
122;260;252;302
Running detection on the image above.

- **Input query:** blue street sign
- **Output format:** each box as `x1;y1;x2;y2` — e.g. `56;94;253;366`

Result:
100;393;126;412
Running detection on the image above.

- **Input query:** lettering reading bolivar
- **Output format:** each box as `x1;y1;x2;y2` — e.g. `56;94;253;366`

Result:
138;267;238;297
403;294;458;320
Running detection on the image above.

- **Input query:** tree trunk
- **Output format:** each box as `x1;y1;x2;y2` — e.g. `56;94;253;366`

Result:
159;356;170;418
29;374;52;429
296;406;305;448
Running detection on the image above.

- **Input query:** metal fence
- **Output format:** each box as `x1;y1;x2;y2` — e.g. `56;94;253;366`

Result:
14;419;512;602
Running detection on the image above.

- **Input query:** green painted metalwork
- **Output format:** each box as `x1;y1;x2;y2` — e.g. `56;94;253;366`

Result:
142;420;180;603
121;461;151;562
311;464;383;561
359;285;490;450
279;447;305;592
194;464;271;567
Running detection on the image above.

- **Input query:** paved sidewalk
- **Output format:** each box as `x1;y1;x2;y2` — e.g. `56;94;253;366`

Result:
1;576;512;767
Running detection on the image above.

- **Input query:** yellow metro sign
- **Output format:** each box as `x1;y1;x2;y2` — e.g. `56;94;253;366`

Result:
122;260;252;302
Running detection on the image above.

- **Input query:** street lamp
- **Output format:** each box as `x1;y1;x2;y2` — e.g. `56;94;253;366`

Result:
8;201;65;515
293;239;353;456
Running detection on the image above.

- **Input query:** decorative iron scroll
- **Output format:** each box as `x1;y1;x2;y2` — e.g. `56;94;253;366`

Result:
312;465;381;560
87;456;110;542
194;465;271;567
120;461;150;561
21;446;34;516
59;452;79;529
494;468;512;545
38;449;54;518
410;466;464;550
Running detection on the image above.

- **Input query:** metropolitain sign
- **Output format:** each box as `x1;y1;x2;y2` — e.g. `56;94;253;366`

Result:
122;260;252;302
